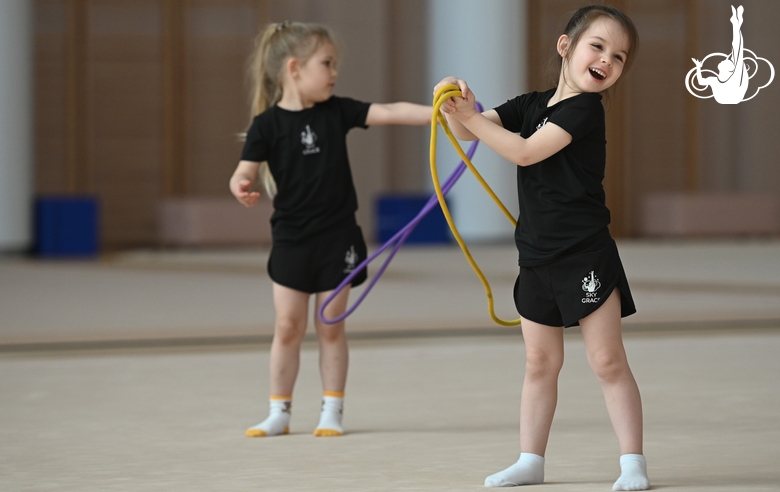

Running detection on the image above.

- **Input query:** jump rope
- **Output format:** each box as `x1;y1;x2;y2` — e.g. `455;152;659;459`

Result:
318;84;521;327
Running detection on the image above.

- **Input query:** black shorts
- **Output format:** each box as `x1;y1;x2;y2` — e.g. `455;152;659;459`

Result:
514;240;636;328
268;222;368;294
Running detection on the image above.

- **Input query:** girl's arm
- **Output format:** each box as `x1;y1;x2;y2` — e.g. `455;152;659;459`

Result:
365;102;432;126
456;111;573;167
230;160;261;207
441;109;504;141
437;76;572;167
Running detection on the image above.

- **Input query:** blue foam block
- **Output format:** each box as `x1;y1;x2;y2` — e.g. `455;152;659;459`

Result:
376;195;451;244
35;197;99;257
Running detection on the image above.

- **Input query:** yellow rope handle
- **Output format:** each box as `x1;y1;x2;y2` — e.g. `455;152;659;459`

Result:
431;84;521;327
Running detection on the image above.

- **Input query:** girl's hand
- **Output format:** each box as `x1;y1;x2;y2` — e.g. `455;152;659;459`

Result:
433;77;477;119
433;76;470;98
230;176;260;208
230;160;262;207
692;58;702;68
230;161;260;207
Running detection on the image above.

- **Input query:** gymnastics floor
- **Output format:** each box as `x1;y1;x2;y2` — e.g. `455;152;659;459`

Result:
1;240;779;491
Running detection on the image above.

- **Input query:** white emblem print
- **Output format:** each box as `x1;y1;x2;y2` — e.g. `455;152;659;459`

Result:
581;271;601;304
535;117;549;132
300;125;321;155
343;245;358;274
685;5;774;104
582;271;601;293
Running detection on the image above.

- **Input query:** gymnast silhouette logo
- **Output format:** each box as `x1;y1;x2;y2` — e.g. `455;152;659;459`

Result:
300;124;320;155
581;271;601;304
582;271;601;294
685;5;774;104
343;245;358;274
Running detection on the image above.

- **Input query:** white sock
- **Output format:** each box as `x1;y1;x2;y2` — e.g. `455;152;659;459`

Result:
313;392;344;437
245;396;291;437
484;453;545;487
612;454;649;491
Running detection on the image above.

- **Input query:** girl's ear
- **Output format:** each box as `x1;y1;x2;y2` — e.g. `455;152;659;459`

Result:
285;57;299;79
557;34;570;58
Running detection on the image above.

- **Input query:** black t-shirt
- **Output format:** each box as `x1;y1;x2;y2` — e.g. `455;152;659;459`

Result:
241;96;371;242
494;89;612;266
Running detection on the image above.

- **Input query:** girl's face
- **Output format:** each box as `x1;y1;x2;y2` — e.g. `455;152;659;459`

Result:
295;41;338;104
559;17;630;95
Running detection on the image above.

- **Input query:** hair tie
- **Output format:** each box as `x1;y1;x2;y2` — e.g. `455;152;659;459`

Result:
275;20;291;31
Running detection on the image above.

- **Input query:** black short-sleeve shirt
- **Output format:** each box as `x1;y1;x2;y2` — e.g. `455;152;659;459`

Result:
241;96;371;242
494;89;612;266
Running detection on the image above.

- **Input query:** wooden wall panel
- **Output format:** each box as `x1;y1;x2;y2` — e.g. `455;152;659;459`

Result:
386;0;428;193
33;1;436;248
86;1;163;246
34;0;70;195
34;0;269;249
528;0;581;93
626;0;690;234
695;0;780;194
38;1;758;246
184;0;257;197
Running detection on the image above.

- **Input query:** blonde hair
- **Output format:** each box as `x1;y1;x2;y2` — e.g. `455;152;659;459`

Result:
246;21;337;198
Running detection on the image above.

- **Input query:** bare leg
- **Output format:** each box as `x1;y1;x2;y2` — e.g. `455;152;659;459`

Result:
245;283;309;437
579;289;643;455
313;288;350;393
311;288;350;436
269;282;310;396
519;319;565;456
580;289;649;490
484;318;563;487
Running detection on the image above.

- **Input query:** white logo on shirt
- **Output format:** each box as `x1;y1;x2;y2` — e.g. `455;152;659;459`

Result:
343;245;358;273
301;125;321;155
581;271;601;304
535;117;549;132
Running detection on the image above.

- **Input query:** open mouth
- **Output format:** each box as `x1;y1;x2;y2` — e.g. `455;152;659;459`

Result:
589;68;606;81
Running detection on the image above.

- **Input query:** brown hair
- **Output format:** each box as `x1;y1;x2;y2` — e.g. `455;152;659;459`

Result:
547;5;639;89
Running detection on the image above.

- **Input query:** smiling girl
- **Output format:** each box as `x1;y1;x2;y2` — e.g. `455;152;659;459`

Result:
434;5;648;490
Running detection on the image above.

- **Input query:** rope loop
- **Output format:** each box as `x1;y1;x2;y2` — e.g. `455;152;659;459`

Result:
317;112;480;325
431;84;521;327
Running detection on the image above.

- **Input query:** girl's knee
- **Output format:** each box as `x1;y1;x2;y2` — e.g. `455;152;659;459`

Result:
525;347;564;379
588;349;629;383
274;317;307;346
316;323;345;344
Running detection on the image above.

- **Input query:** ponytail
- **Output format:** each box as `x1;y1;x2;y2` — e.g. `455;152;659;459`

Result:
245;21;336;198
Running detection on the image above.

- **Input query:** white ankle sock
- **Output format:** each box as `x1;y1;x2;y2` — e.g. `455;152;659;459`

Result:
313;392;344;437
484;453;545;487
612;454;649;491
245;396;291;437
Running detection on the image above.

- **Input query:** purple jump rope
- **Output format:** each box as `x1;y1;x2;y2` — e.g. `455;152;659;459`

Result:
318;102;483;324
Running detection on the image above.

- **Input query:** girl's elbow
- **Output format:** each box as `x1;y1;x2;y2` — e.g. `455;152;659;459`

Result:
513;155;536;167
